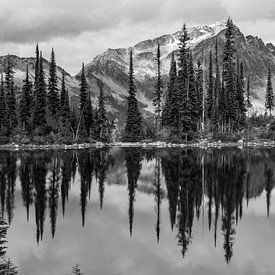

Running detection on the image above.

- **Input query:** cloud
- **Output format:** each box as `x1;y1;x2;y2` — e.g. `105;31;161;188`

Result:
0;0;275;74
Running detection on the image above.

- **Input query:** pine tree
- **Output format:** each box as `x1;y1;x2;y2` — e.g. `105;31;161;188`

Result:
85;89;93;138
0;74;6;131
195;58;204;128
178;24;192;136
236;61;246;126
78;63;90;137
223;18;238;130
20;65;32;130
5;54;17;130
265;65;274;117
207;51;214;120
97;80;108;141
123;49;143;142
47;48;59;120
34;43;40;98
162;52;178;129
246;76;252;113
213;39;221;131
153;42;163;129
33;52;47;129
60;69;71;128
188;51;198;131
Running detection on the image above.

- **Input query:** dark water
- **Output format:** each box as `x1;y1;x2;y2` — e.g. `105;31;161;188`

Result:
1;148;275;275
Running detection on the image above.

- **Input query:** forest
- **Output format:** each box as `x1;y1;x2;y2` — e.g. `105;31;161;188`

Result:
0;18;274;145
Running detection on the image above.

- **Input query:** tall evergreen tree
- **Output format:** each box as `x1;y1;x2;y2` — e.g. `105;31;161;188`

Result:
246;76;252;113
20;65;32;130
213;39;221;131
223;18;238;130
153;42;163;128
97;80;108;141
236;61;246;126
33;52;47;129
5;55;17;130
188;51;199;131
178;24;192;135
60;69;71;127
207;51;214;121
162;52;178;129
47;48;60;120
34;43;40;98
196;58;204;128
0;74;6;131
123;49;143;142
265;65;274;117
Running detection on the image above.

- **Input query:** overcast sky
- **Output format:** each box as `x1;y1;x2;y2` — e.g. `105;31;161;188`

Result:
1;0;275;75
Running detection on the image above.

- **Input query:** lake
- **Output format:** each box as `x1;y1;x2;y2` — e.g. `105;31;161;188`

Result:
1;147;275;275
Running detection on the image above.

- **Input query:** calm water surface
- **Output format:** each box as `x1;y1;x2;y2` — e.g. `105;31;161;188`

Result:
1;148;275;275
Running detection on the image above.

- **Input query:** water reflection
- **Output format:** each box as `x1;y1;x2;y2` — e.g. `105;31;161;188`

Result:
0;148;275;274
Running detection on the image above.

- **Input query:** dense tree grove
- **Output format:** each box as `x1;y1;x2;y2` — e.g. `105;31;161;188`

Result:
160;18;250;139
0;17;273;144
0;45;113;144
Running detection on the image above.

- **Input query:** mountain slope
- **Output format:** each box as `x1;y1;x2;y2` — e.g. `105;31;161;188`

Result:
81;20;275;116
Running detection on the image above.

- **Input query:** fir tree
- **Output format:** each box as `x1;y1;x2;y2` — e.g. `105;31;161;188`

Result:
5;55;17;130
195;58;204;128
97;80;108;141
20;65;32;130
60;70;71;128
178;24;192;135
188;51;198;131
123;49;143;142
236;61;246;126
0;74;6;131
265;65;274;117
47;48;60;120
246;76;252;112
213;39;221;131
223;18;238;130
153;42;163;128
162;52;178;128
33;52;47;129
207;51;214;120
34;43;40;98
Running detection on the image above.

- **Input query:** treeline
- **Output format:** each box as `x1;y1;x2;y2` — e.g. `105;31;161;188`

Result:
123;18;274;142
0;45;113;144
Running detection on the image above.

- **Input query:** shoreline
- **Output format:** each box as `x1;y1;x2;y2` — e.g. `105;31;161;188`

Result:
1;140;275;151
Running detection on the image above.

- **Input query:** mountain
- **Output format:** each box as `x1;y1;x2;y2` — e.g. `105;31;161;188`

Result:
2;20;275;122
80;20;275;116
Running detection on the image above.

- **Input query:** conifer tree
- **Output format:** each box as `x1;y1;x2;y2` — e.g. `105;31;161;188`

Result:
223;18;237;130
153;42;163;128
34;43;40;98
188;51;198;131
20;65;32;130
60;70;71;129
236;61;246;126
178;24;191;135
246;76;252;113
85;89;93;137
123;49;143;142
5;54;17;130
78;63;90;137
47;48;59;120
196;58;204;128
206;51;214;120
213;39;221;131
0;74;6;131
33;52;47;129
265;65;274;117
97;80;108;141
162;52;178;128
